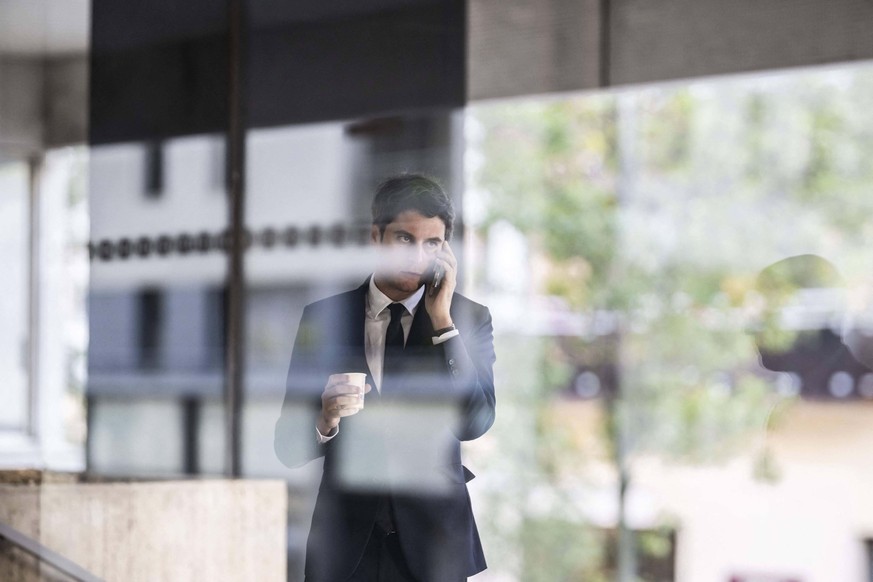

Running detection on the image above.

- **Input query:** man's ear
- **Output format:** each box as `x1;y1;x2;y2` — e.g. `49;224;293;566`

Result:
370;224;381;244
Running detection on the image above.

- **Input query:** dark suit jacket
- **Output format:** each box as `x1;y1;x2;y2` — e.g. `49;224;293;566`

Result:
275;279;496;582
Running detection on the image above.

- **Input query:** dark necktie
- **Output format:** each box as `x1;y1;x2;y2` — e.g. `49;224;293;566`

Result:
383;303;406;381
386;303;406;347
373;302;406;534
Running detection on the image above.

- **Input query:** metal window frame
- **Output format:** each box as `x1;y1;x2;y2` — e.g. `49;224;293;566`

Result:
26;155;43;443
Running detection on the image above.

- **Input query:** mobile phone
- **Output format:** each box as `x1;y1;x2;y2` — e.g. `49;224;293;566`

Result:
426;260;444;297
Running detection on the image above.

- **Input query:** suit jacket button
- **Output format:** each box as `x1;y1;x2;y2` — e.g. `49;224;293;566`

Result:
448;359;455;365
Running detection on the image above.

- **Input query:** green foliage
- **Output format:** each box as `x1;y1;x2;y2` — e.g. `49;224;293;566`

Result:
469;335;606;577
476;99;619;307
639;89;694;174
469;63;873;580
520;517;607;582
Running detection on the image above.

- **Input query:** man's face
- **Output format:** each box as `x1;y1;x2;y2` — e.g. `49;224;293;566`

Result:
371;210;446;298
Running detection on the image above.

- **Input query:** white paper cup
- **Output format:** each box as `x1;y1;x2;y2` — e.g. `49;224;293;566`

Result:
343;372;367;406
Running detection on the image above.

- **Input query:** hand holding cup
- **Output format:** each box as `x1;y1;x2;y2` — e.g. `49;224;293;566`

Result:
318;373;371;436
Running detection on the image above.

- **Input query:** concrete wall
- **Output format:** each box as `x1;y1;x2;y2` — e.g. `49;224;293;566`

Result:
0;474;287;581
0;59;44;160
630;401;873;582
469;0;873;100
0;55;87;161
468;0;603;100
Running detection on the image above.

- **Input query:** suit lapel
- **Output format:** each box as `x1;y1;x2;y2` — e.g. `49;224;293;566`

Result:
341;280;373;383
354;283;442;395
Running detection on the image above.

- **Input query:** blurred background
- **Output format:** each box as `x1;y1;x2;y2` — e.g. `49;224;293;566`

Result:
3;0;873;580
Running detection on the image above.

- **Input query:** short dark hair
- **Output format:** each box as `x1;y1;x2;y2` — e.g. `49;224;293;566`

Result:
371;174;455;241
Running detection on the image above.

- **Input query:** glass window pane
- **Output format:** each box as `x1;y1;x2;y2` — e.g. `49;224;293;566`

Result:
87;135;228;476
0;162;30;431
465;62;873;581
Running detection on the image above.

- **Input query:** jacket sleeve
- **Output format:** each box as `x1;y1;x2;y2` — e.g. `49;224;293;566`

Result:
274;305;334;468
439;304;496;441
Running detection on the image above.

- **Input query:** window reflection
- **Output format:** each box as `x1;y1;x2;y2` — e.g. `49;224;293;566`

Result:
466;63;873;581
87;136;229;476
0;162;30;432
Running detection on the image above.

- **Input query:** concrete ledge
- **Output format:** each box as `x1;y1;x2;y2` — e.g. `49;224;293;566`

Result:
0;473;287;581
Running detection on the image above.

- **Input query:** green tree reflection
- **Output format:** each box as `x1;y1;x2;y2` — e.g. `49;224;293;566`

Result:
468;65;873;581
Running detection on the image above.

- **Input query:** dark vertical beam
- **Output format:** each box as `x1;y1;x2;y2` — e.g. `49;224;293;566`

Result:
138;289;163;370
182;397;201;475
866;539;873;582
599;0;611;88
85;394;95;472
144;140;165;198
224;0;245;478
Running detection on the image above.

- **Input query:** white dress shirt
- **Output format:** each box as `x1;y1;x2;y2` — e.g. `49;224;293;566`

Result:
365;275;424;393
316;275;459;443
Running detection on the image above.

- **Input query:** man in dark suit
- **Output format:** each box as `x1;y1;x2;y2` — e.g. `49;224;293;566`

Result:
275;174;496;581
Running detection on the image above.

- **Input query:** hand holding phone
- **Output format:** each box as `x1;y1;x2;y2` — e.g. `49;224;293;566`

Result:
426;260;445;297
424;241;457;329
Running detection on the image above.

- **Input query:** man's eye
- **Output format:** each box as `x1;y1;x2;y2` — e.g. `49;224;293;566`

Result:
397;235;412;243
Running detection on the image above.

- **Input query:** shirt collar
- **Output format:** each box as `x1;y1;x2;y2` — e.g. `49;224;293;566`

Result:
367;274;424;318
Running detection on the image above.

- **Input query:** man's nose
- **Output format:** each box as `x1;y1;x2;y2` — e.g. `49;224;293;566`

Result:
407;244;429;266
